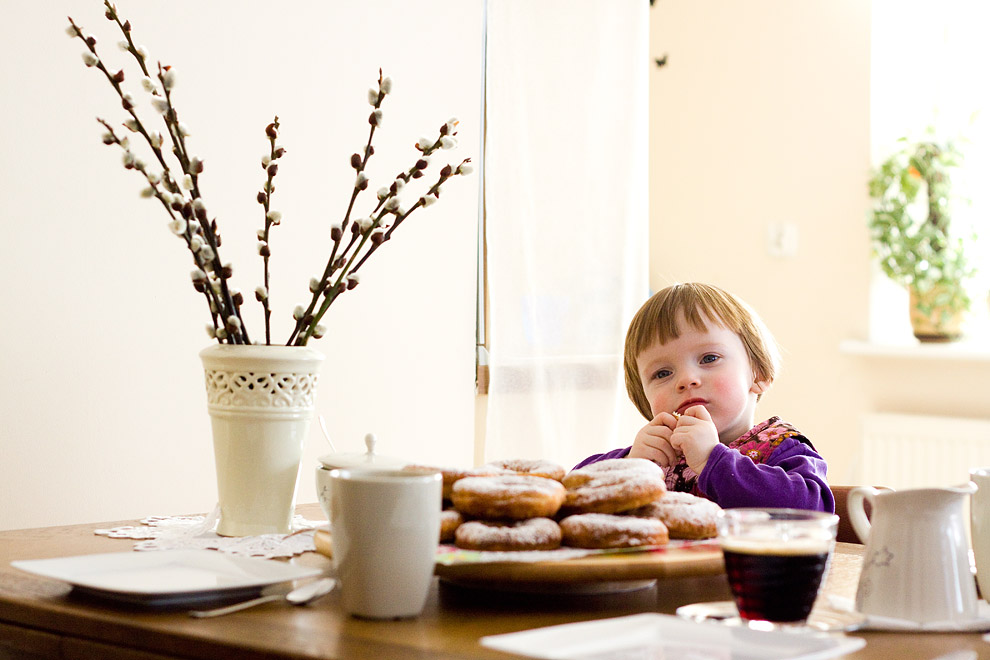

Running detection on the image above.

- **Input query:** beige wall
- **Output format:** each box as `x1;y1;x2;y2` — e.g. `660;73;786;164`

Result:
649;0;990;486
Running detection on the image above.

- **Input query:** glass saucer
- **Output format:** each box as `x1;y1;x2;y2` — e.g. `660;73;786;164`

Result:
676;600;865;633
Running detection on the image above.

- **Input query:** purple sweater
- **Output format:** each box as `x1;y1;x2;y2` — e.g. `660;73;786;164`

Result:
573;417;834;513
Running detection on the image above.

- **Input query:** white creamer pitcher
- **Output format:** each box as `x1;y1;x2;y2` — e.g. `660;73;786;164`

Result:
848;485;978;624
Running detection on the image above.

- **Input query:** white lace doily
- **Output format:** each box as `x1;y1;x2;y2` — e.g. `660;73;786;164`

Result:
94;506;326;558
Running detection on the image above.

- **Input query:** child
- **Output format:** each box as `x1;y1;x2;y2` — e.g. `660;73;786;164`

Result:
575;282;834;513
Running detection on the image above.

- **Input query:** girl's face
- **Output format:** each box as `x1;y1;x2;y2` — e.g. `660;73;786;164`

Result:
635;312;768;444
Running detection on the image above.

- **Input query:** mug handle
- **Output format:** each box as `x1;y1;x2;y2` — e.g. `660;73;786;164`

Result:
847;486;879;544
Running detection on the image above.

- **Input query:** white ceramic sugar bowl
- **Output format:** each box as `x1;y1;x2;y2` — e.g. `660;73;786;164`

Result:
315;433;409;522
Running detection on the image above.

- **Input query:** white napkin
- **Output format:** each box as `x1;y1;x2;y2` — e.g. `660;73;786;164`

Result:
480;613;866;660
827;596;990;632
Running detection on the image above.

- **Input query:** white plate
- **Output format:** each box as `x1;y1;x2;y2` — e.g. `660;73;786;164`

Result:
12;550;322;607
481;613;866;660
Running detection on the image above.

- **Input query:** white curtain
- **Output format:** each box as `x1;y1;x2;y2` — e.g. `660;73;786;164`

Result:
483;0;650;468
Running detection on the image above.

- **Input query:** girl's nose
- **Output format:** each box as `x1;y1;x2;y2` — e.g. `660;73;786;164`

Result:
677;371;700;391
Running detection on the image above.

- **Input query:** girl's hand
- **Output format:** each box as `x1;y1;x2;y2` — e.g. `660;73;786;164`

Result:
629;412;680;468
668;405;720;475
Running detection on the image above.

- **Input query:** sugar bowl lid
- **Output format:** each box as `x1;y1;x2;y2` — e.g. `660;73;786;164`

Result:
317;433;408;471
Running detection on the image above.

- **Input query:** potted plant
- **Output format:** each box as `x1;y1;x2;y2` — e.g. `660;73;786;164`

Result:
868;134;976;342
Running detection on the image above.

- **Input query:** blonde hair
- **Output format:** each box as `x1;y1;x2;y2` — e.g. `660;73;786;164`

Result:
623;283;780;420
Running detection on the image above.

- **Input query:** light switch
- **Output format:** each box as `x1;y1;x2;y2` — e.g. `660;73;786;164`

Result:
767;222;799;258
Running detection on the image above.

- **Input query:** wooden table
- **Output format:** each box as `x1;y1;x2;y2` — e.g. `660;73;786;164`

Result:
1;505;988;660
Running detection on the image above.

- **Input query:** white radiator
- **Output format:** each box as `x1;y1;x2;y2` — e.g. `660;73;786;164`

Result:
856;413;990;489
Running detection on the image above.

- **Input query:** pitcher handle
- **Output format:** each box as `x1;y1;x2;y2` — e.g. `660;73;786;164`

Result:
847;486;879;544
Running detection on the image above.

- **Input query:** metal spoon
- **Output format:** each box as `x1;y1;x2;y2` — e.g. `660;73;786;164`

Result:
189;577;336;618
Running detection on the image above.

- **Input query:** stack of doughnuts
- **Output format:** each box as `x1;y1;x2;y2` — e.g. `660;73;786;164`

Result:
410;457;721;551
450;460;567;551
561;459;721;545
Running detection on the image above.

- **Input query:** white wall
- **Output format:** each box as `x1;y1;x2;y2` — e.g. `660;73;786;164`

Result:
0;1;482;530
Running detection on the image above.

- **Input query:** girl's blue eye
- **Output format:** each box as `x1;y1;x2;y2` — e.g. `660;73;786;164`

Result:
701;354;719;364
654;369;671;380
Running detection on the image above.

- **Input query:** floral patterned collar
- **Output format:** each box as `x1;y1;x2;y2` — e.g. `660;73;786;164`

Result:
664;416;811;494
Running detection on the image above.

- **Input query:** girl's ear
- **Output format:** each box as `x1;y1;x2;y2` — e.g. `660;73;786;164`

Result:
750;379;770;395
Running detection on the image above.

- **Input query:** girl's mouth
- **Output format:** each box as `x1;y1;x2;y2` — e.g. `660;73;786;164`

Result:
676;399;707;415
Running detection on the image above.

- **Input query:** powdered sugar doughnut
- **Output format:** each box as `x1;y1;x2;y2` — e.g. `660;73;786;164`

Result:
405;464;503;500
559;513;669;549
480;459;566;482
455;517;562;551
451;475;565;520
440;508;464;543
561;458;666;514
627;491;720;539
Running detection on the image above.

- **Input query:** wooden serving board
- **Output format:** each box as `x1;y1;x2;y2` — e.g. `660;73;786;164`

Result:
313;530;724;585
434;544;724;585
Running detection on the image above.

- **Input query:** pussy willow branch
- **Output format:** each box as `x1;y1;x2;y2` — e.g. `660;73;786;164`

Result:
152;61;249;344
293;146;469;346
97;6;183;197
284;72;387;346
72;6;471;346
69;17;229;340
104;1;248;344
287;100;466;346
96;118;224;331
258;116;283;345
71;6;249;343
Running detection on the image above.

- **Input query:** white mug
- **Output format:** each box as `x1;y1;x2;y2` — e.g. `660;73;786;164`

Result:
328;467;441;619
849;485;978;624
970;468;990;601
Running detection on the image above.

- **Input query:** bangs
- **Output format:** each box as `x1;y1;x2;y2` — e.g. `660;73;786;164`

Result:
626;284;741;358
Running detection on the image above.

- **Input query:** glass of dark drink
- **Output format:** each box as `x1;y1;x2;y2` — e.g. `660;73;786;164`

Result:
717;508;839;629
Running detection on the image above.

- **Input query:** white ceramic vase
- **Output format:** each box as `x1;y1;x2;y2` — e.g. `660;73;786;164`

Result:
200;344;324;536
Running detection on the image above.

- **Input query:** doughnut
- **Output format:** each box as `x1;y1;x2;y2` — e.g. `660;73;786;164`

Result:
626;491;720;539
404;464;503;500
451;475;565;520
440;508;463;543
455;517;562;551
559;513;669;549
560;458;666;515
479;459;566;482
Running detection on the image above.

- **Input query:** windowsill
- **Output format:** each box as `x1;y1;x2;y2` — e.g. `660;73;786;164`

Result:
839;338;990;361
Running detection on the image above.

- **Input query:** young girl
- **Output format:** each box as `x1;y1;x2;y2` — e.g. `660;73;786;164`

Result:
575;282;833;513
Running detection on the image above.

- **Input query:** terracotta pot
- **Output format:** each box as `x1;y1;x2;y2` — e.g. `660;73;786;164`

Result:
908;285;964;343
